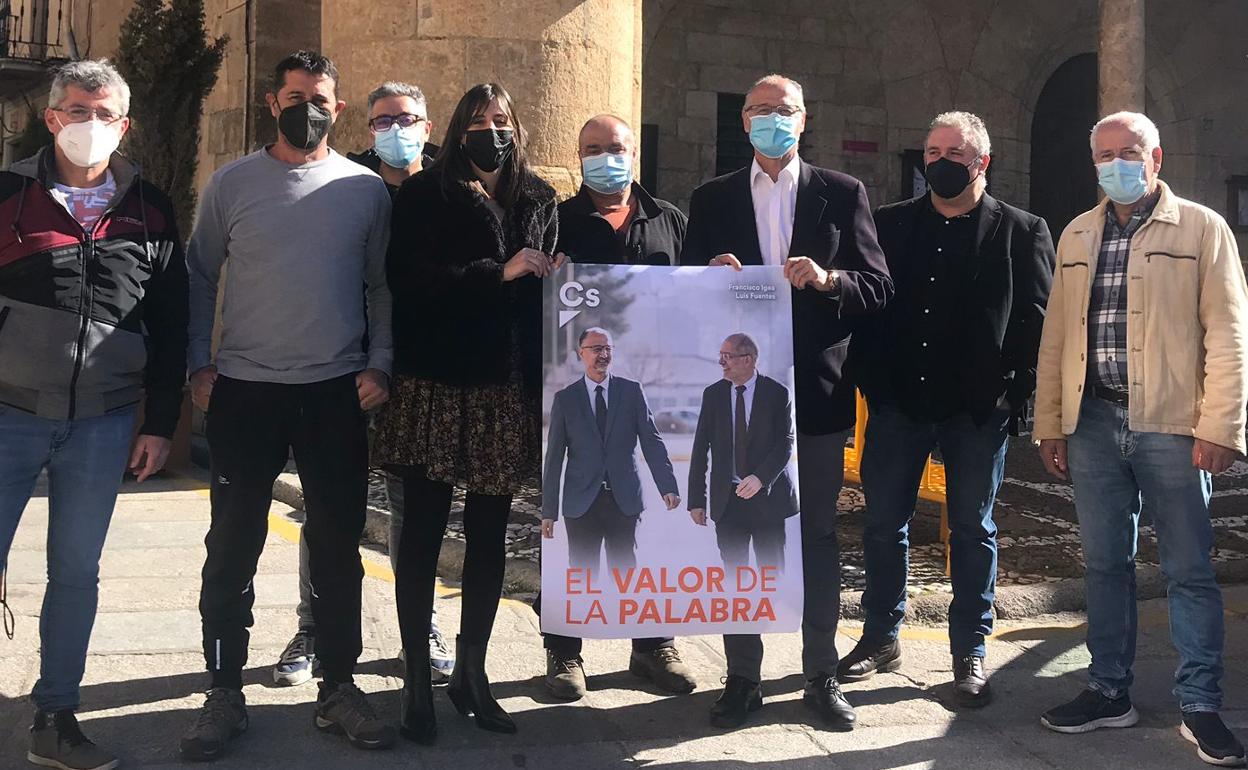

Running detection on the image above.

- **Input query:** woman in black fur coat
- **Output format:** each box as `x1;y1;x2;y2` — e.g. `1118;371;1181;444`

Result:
373;82;561;743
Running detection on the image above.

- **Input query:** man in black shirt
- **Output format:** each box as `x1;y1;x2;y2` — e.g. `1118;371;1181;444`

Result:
537;114;696;702
555;113;686;265
845;111;1054;708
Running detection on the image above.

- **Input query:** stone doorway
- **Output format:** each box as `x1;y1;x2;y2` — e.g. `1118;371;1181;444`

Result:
1029;53;1099;238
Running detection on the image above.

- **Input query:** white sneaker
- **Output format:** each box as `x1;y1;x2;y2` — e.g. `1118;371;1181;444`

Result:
273;630;316;686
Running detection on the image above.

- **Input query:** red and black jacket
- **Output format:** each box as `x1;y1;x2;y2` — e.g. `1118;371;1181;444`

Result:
0;146;188;437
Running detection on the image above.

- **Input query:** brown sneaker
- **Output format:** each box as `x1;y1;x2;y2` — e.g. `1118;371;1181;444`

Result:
314;682;396;750
545;651;587;701
28;710;120;770
629;647;696;694
179;688;248;762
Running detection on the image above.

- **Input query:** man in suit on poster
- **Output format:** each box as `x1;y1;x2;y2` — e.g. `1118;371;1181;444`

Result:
688;332;798;575
680;72;891;730
540;327;695;699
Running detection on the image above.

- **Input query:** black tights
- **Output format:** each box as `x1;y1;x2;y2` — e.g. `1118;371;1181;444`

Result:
392;465;512;656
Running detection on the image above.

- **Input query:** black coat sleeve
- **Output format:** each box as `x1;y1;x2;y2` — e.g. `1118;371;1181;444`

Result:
139;189;190;438
678;186;712;266
1002;214;1056;408
825;180;893;318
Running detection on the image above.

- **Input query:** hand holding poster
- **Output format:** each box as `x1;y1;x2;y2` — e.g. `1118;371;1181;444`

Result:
540;264;802;638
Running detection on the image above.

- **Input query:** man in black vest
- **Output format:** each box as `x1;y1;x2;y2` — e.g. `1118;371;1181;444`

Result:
536;114;697;702
844;111;1054;708
680;73;892;731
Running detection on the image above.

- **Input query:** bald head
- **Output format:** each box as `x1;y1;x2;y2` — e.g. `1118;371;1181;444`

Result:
745;74;805;111
578;113;635;158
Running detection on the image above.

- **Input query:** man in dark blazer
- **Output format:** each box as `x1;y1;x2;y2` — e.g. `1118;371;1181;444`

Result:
843;111;1055;709
688;334;797;573
680;73;892;731
539;327;695;700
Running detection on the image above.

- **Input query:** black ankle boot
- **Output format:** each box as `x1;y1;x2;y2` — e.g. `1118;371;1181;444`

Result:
400;651;436;744
445;635;515;734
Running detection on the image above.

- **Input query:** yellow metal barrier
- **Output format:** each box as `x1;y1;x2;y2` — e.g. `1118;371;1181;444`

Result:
843;392;951;576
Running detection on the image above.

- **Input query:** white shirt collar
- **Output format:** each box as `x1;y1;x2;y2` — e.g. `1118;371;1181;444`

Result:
731;371;759;392
584;374;609;399
750;155;800;187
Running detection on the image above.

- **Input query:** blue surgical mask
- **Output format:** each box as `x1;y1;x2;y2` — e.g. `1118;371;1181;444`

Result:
373;124;424;169
749;114;799;159
1096;158;1149;205
581;151;633;195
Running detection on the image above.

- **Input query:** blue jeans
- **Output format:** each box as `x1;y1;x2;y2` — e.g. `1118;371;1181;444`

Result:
859;401;1009;657
0;405;136;712
1068;396;1222;713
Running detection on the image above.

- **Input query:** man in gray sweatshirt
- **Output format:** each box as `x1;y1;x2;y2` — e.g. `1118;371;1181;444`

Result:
180;50;396;761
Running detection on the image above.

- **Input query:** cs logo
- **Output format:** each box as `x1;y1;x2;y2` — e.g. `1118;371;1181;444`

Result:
558;281;600;327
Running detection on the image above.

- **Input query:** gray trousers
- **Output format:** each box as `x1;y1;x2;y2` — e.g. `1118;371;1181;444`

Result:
723;430;846;682
298;471;439;632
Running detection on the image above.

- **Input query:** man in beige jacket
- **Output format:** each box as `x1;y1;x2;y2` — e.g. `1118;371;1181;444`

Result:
1033;111;1248;768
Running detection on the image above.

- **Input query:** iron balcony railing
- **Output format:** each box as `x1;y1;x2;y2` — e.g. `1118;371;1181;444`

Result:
1;0;64;62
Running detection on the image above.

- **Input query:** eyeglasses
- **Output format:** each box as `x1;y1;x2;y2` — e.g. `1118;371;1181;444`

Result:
744;104;803;118
718;352;753;362
53;106;124;125
581;345;613;355
369;113;426;133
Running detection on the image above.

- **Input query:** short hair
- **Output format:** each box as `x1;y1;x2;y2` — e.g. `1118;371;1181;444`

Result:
578;327;613;346
928;111;991;158
49;59;130;116
368;81;426;112
579;113;633;142
724;333;759;358
273;50;339;96
1089;111;1161;154
746;74;805;108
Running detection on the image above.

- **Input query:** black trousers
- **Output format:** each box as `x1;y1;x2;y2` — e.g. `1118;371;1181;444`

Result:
540;488;672;657
200;374;368;688
713;496;787;573
392;464;511;657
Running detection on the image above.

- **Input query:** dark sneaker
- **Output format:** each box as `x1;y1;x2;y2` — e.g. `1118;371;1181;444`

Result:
180;688;248;762
1040;689;1139;734
314;682;396;750
803;674;856;730
836;637;902;683
273;630;316;686
429;628;454;685
709;675;763;729
1181;712;1247;767
952;655;992;708
629;647;696;694
545;651;587;701
28;711;120;770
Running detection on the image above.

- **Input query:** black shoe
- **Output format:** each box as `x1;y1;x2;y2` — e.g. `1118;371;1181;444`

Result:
446;635;516;734
1181;712;1247;767
836;638;902;683
180;688;249;762
709;675;762;729
399;651;437;745
1040;689;1139;734
314;682;397;750
952;655;992;708
803;674;856;730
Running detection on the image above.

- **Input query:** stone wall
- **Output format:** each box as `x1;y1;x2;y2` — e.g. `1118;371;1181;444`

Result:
321;0;642;198
642;0;1248;256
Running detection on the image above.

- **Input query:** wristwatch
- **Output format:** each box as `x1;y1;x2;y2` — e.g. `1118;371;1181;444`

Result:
824;270;840;292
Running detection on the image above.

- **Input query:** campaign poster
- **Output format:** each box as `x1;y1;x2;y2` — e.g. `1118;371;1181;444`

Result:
539;264;802;638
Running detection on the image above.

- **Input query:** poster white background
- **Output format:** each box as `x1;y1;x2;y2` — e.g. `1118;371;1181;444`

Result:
540;264;803;638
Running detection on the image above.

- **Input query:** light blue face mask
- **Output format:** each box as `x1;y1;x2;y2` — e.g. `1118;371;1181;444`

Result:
581;151;633;195
748;114;800;159
1096;157;1149;205
373;124;424;169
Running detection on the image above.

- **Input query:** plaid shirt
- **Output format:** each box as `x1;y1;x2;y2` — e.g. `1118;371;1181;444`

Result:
1087;194;1159;392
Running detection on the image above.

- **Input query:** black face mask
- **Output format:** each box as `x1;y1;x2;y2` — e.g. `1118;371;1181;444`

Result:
924;156;977;199
278;101;332;151
463;128;514;173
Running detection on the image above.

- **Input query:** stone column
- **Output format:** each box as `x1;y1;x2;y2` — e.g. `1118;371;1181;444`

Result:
322;0;643;198
1097;0;1145;116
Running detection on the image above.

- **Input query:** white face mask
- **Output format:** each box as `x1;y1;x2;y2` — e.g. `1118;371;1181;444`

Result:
55;118;122;168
